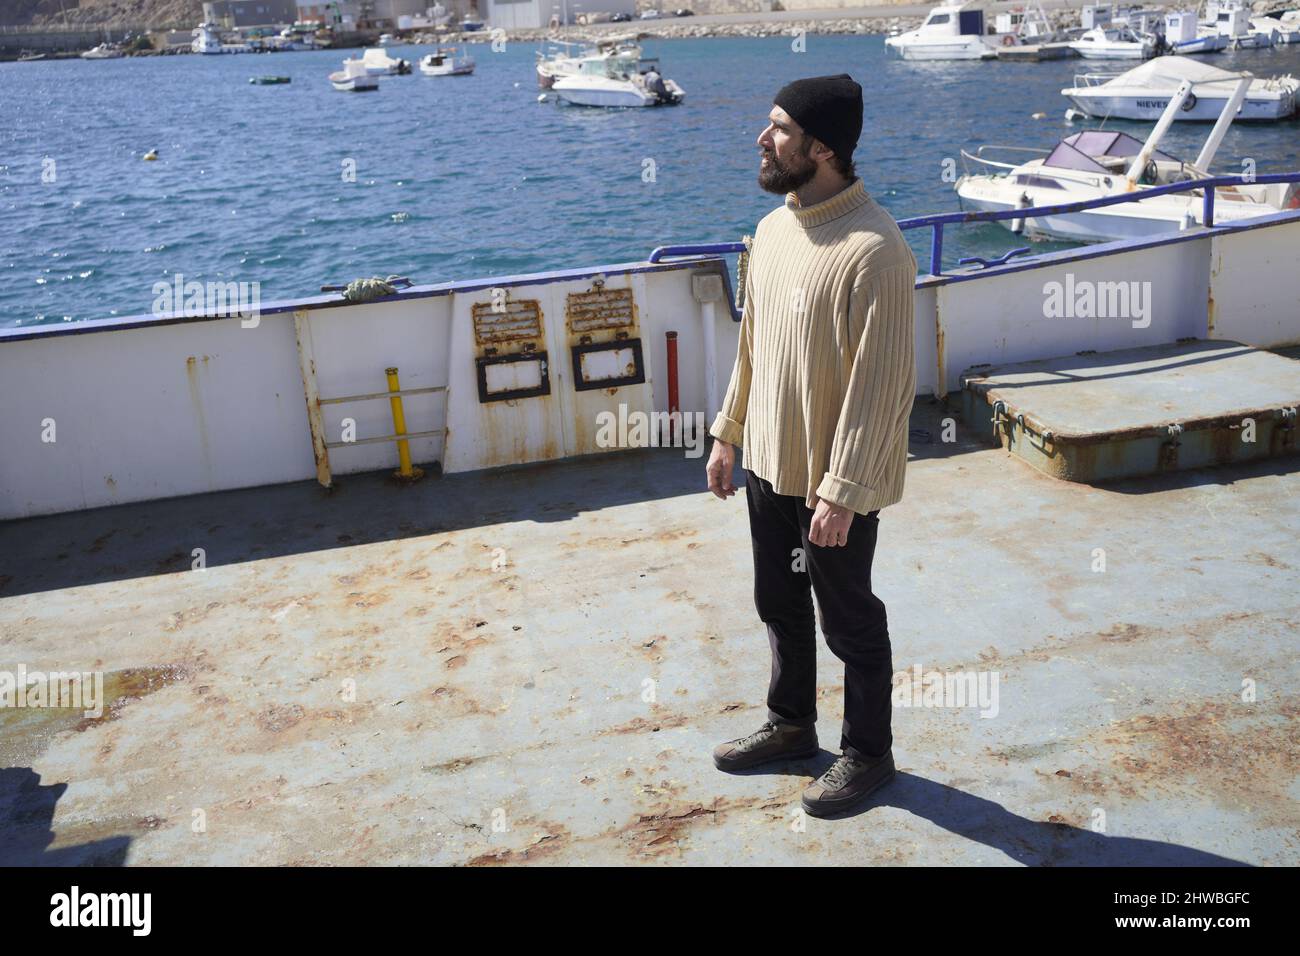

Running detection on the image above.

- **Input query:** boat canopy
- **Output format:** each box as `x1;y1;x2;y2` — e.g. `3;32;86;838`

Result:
1109;55;1249;87
1045;131;1176;172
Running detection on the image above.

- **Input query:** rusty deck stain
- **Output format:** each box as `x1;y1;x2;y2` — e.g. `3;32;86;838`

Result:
0;399;1296;865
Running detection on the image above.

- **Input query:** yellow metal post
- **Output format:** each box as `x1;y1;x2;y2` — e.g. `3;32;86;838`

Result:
386;367;424;482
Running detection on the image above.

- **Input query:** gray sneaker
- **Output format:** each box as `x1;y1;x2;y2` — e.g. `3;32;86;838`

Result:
801;750;896;817
713;720;819;772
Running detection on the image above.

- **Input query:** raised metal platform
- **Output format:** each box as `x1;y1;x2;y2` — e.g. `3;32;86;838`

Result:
961;340;1300;482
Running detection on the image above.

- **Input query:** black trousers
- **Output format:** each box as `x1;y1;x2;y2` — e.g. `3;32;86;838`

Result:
744;468;893;761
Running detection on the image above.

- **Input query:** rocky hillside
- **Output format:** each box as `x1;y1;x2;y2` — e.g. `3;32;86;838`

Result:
2;0;204;28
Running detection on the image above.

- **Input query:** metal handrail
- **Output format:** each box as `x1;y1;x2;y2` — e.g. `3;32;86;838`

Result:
647;172;1300;277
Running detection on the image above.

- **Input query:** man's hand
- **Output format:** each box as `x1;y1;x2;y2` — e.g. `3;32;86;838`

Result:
809;497;854;547
706;439;737;500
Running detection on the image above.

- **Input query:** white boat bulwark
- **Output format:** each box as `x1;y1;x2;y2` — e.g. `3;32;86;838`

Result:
1062;57;1299;122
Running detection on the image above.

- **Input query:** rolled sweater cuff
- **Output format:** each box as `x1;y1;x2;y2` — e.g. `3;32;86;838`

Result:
709;413;744;447
816;472;881;516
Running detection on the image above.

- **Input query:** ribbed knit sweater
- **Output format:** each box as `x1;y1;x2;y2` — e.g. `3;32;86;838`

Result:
709;177;917;516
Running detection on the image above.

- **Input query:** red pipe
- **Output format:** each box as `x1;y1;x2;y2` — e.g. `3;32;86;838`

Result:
666;331;680;445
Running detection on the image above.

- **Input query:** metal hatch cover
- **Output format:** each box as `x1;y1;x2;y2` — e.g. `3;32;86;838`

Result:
960;339;1300;483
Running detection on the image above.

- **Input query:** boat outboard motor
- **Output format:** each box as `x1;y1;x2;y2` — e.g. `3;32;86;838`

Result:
644;68;670;104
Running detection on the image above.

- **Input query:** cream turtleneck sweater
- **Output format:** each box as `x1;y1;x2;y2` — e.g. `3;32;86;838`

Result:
709;177;917;516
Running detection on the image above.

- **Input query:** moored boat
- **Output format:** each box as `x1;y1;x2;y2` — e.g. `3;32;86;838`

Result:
330;57;380;92
551;50;684;108
1069;26;1157;59
361;47;412;76
885;1;998;60
957;78;1299;243
1062;57;1298;122
420;45;475;76
80;42;125;59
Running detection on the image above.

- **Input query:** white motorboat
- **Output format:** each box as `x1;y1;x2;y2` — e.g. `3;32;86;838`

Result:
1063;57;1298;121
957;77;1299;244
551;50;684;108
80;43;125;59
1164;11;1228;53
536;35;643;88
361;47;412;76
886;2;998;60
1069;26;1157;58
191;22;223;55
330;57;380;92
420;46;475;76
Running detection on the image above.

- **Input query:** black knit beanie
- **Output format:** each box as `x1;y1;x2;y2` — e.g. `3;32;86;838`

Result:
772;74;863;166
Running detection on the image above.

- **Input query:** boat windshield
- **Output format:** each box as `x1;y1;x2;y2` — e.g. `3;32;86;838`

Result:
1044;131;1177;172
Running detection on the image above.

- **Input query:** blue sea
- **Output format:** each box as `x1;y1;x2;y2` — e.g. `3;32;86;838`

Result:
3;34;1298;327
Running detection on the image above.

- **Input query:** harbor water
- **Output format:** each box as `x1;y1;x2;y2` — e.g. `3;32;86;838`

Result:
2;34;1298;327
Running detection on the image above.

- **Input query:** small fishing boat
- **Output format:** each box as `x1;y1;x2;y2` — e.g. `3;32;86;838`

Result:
192;22;223;54
1062;57;1298;121
250;75;292;85
17;50;47;61
361;47;411;76
420;45;475;76
1204;1;1276;48
330;57;379;92
1163;11;1228;54
1069;26;1157;59
957;77;1299;243
885;1;998;60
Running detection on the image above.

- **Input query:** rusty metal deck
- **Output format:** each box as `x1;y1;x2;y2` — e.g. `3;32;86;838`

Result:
1;399;1297;866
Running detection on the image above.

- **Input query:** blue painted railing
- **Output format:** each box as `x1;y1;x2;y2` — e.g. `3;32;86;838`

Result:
647;173;1300;277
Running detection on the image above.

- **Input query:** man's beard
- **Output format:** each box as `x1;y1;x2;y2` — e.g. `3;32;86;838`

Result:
758;145;817;195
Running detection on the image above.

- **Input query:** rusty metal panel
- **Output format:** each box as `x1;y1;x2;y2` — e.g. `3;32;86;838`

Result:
472;298;543;346
566;285;635;334
571;339;645;392
961;339;1300;482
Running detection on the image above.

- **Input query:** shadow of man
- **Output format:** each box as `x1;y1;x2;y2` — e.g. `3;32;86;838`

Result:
0;767;131;866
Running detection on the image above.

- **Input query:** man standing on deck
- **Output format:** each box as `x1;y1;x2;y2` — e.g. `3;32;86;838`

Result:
705;75;916;818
